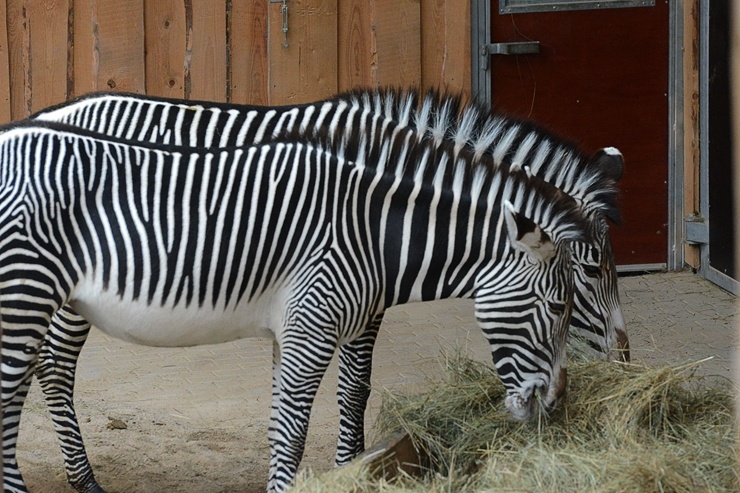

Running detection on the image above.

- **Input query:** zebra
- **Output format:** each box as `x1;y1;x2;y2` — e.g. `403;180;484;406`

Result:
0;119;591;492
29;88;626;492
33;88;628;362
340;88;629;361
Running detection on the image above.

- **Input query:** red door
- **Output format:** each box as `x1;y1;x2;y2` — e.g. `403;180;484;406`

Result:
489;2;669;267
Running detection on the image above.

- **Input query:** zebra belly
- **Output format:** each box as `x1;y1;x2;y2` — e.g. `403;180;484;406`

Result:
69;284;283;347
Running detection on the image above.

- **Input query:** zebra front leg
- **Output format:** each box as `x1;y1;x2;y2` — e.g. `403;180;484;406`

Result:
335;317;382;466
267;334;337;493
36;306;105;493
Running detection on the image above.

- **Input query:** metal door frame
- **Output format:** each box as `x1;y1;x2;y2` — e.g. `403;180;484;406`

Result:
697;0;739;294
471;0;683;273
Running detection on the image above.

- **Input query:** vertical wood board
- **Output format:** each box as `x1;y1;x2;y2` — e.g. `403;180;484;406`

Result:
145;0;186;98
338;1;372;91
268;0;338;105
7;0;28;119
683;0;701;268
230;0;268;104
187;1;227;101
92;0;145;93
26;0;70;113
420;0;470;96
0;1;11;123
72;0;96;96
372;0;421;88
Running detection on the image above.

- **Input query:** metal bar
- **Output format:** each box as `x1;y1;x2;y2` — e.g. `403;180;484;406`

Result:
483;41;540;56
470;0;491;102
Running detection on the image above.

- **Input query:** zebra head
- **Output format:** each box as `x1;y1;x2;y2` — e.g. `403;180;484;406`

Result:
475;183;587;422
568;148;629;362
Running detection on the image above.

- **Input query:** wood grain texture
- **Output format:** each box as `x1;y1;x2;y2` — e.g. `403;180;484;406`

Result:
92;0;146;93
338;1;371;91
145;0;186;98
372;0;420;88
188;0;227;101
6;0;28;119
230;0;268;104
0;1;11;122
26;0;70;113
268;0;338;105
683;0;700;268
72;0;95;96
420;0;471;95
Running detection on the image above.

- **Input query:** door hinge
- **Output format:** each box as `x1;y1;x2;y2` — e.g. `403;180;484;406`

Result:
684;215;708;245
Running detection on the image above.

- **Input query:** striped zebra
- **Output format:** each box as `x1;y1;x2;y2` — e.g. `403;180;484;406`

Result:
340;88;628;360
29;89;626;493
0;119;590;492
34;88;628;362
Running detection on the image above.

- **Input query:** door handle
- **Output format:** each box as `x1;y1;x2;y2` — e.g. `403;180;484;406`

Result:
481;41;540;69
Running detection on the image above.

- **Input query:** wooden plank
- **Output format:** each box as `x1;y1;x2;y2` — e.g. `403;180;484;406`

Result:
0;0;12;122
73;0;96;96
145;0;186;98
372;0;421;89
92;0;145;94
419;0;470;97
187;0;227;101
268;0;338;105
229;0;268;104
6;0;28;119
26;0;70;113
337;1;372;91
683;0;700;269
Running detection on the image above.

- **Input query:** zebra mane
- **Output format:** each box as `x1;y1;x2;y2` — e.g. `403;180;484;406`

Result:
305;112;589;247
337;87;622;225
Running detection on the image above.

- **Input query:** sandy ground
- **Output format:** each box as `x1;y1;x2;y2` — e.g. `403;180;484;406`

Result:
12;272;738;493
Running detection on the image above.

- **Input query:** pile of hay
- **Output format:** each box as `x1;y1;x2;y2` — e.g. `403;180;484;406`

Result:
292;354;738;492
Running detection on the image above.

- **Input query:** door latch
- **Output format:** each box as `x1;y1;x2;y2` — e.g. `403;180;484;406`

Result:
481;41;540;70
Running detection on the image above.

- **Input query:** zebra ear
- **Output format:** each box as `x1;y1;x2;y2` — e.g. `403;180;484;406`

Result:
503;201;556;262
590;147;624;182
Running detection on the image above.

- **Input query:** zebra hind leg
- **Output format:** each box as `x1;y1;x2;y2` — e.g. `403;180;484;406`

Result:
3;309;55;492
35;306;105;493
335;318;381;466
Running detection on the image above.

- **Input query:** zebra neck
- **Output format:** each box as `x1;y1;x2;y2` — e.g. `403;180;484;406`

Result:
369;169;494;309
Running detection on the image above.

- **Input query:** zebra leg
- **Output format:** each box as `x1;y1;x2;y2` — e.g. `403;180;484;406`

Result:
3;309;53;492
267;333;337;493
35;306;104;493
335;317;382;466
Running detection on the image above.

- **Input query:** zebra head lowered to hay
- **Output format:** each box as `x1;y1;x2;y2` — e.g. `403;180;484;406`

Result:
0;117;595;492
28;88;626;493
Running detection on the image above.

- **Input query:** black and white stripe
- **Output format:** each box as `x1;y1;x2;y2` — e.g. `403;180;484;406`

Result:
28;88;626;491
0;118;589;492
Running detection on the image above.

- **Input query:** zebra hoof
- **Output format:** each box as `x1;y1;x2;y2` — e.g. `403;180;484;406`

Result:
72;478;107;493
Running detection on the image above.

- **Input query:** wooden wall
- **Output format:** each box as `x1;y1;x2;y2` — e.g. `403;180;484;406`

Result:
0;0;471;124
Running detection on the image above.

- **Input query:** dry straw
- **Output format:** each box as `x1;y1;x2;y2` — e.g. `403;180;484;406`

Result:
291;352;738;492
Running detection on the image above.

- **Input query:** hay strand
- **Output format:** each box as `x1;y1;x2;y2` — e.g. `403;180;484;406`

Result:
291;354;738;492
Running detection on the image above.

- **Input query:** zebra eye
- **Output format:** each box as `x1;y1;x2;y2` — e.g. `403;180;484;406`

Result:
581;264;601;278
